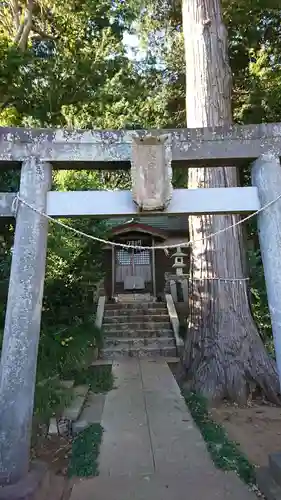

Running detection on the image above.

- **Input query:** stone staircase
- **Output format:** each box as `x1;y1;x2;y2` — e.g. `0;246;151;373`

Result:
100;301;177;359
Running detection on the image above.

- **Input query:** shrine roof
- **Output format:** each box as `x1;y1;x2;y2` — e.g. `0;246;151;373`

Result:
107;215;189;232
109;222;167;240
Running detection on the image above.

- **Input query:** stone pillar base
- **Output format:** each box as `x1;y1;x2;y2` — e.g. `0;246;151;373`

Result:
164;273;189;302
0;462;47;500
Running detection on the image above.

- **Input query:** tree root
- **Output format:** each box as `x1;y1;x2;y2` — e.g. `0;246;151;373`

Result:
180;322;280;405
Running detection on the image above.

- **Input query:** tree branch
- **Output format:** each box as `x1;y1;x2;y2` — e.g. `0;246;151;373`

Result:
18;0;34;50
31;24;57;40
14;19;25;44
9;0;20;31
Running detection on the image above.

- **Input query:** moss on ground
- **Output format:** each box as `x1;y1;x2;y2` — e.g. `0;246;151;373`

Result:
67;366;113;477
68;424;103;478
184;391;256;485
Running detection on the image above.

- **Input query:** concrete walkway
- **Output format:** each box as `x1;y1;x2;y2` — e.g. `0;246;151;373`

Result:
70;359;257;500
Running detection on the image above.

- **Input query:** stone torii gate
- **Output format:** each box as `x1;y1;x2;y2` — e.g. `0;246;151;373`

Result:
0;123;281;496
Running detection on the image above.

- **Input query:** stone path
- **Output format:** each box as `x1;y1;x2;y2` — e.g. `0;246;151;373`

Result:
70;359;257;500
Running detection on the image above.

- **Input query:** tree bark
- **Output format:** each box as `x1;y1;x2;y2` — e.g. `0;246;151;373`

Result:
181;0;280;403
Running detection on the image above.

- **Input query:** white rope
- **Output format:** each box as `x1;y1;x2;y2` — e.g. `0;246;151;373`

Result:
11;194;19;214
15;190;281;251
184;277;249;281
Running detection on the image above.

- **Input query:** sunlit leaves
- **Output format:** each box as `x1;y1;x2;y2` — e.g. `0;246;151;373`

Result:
0;0;135;125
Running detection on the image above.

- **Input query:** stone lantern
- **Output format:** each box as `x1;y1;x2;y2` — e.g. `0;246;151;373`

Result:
172;246;186;276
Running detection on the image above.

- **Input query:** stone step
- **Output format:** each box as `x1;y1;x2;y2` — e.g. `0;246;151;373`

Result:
114;293;153;302
105;302;167;311
62;385;90;421
104;336;175;348
104;304;167;314
48;385;90;435
104;309;168;318
103;321;172;333
102;328;173;338
100;346;177;360
103;314;170;324
72;392;106;435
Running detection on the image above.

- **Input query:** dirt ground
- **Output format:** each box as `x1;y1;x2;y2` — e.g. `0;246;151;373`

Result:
32;434;72;476
30;434;74;500
210;401;281;467
30;395;281;491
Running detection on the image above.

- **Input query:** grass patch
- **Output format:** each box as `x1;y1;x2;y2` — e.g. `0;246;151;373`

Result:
184;391;256;485
68;423;103;478
72;365;114;393
34;376;74;422
34;319;103;419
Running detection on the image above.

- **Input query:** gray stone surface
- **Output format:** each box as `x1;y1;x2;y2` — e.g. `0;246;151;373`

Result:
63;385;89;421
0;159;52;485
95;296;105;329
1;123;281;169
100;346;177;360
131;135;172;211
105;302;167;311
71;359;256;500
0;461;47;500
140;359;211;475
256;466;281;500
104;337;175;348
103;321;172;333
72;420;90;435
101;300;176;359
252;154;281;390
78;392;105;425
9;186;259;218
70;473;257;500
104;306;168;316
269;453;281;487
104;314;170;323
48;418;58;436
102;329;172;338
165;293;183;349
0;192;16;217
98;361;154;477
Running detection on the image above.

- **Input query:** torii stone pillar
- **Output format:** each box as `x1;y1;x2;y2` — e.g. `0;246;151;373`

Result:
252;153;281;390
0;158;51;487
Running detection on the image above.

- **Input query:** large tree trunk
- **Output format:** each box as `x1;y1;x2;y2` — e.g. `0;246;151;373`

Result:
181;0;280;404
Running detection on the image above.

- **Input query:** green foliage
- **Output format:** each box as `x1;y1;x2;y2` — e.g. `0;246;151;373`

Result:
34;319;103;419
0;0;144;426
34;376;73;421
37;320;102;379
131;0;281;354
0;0;138;127
72;365;114;394
184;391;256;485
1;0;281;420
43;218;106;324
68;424;103;478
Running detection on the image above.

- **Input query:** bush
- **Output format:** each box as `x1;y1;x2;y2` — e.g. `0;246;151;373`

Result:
37;317;102;379
34;315;103;419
